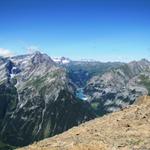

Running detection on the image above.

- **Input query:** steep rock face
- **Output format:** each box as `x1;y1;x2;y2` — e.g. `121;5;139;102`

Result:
0;57;11;82
85;59;150;115
0;52;95;147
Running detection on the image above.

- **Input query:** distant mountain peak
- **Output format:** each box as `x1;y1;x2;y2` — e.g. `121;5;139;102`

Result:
33;50;42;55
52;57;71;64
31;51;54;64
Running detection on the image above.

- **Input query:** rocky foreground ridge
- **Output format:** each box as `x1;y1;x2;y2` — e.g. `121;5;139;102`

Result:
18;96;150;150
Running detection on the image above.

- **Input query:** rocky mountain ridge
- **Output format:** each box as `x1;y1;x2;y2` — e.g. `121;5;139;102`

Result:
63;60;123;87
0;52;95;148
85;59;150;115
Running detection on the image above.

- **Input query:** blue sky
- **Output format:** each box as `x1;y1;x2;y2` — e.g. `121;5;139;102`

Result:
0;0;150;62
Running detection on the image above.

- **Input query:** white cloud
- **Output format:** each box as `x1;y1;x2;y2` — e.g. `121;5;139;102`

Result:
0;48;14;57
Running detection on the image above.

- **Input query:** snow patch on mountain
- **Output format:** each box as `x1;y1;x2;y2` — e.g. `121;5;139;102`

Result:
52;57;71;64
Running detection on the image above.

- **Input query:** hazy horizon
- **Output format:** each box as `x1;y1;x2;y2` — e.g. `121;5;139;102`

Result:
0;50;149;64
0;0;150;62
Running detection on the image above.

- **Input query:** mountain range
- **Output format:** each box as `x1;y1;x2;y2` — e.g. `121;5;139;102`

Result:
0;51;150;149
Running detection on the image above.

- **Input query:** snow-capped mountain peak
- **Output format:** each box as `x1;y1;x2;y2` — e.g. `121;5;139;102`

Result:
52;57;71;64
